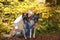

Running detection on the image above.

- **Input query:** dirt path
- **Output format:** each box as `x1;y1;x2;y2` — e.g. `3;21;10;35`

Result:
1;34;60;40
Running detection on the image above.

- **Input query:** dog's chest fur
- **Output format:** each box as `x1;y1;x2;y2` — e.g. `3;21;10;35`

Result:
17;19;25;30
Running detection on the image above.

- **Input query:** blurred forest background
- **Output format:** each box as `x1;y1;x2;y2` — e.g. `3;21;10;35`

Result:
0;0;60;37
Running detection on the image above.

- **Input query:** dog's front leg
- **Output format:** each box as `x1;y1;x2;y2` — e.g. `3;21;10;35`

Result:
33;28;36;38
30;29;32;38
22;30;27;39
33;23;37;38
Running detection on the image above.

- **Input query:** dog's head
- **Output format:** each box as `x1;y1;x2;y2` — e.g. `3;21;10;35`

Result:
22;13;40;23
33;13;40;23
22;13;28;23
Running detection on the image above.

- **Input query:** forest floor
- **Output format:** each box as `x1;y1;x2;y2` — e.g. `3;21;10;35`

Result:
1;34;60;40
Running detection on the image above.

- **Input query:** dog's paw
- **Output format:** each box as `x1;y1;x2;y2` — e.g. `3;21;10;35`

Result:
25;37;27;39
33;35;35;38
30;36;31;38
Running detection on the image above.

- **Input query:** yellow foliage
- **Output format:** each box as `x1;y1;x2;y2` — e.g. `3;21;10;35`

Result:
42;12;50;18
0;0;56;34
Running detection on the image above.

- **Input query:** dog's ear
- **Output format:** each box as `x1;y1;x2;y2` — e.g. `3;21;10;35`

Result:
22;13;26;20
26;13;28;17
37;13;39;16
34;13;36;15
22;13;24;17
37;13;40;18
22;13;28;21
37;13;42;18
22;13;26;18
33;13;36;17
